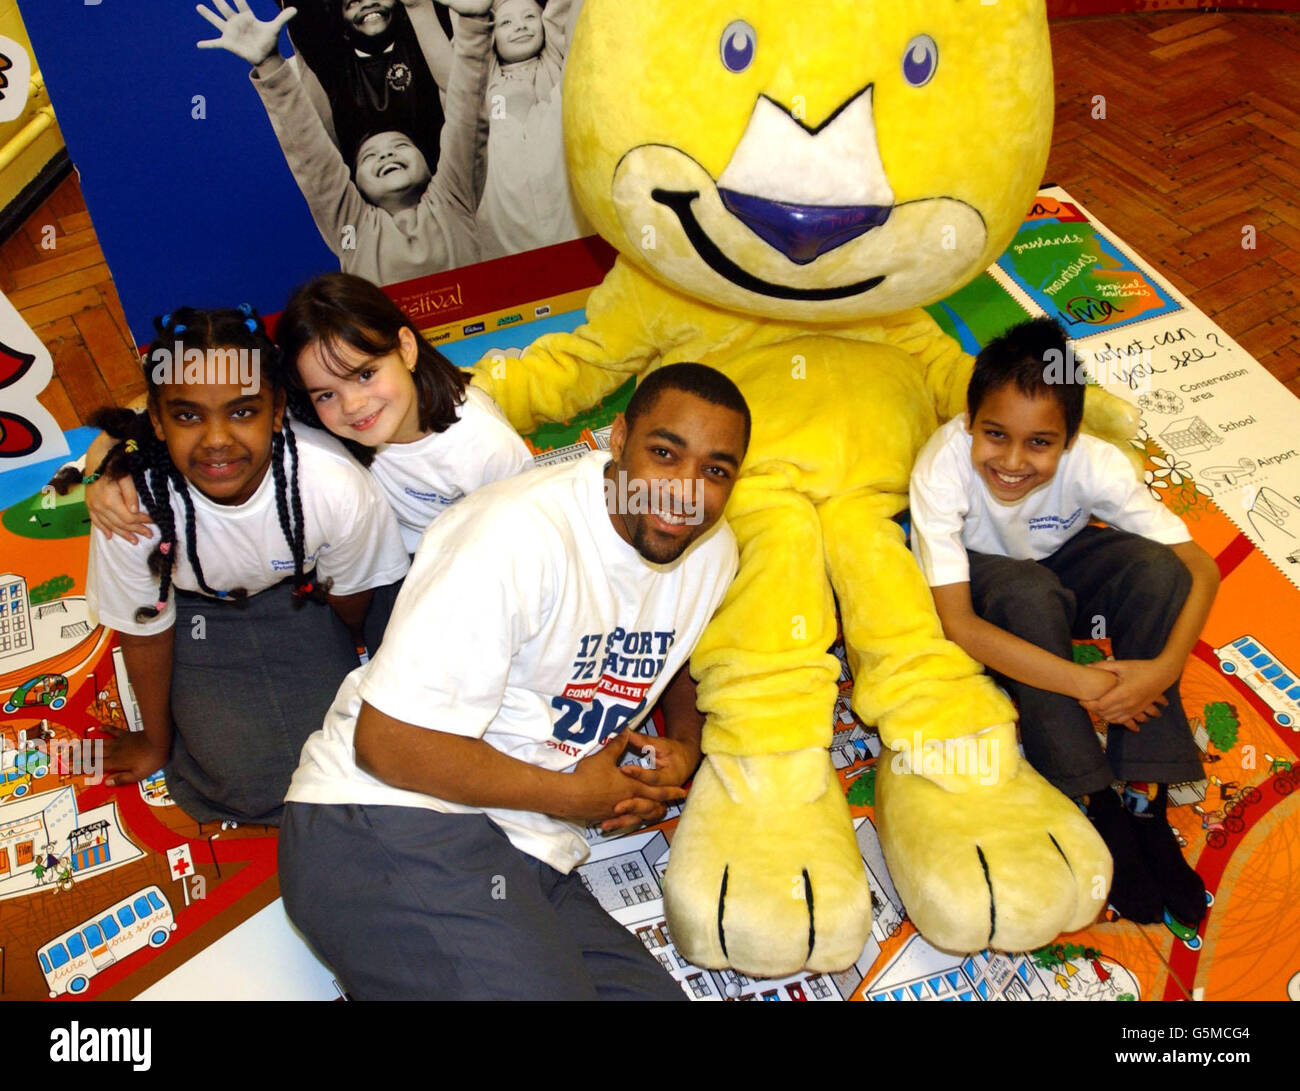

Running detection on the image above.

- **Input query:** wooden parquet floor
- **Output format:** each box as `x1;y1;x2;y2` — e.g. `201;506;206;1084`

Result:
1046;11;1300;397
4;9;1299;432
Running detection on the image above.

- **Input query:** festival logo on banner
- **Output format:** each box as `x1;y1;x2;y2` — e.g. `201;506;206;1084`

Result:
1024;196;1089;224
998;215;1182;335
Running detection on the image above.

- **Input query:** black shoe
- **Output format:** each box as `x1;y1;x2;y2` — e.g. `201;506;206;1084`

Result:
1125;784;1207;926
1085;788;1164;924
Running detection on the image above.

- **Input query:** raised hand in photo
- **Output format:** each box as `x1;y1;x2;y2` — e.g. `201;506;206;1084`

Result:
196;0;298;67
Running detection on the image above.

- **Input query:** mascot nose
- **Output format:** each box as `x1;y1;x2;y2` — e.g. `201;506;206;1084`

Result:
718;190;891;265
717;87;895;264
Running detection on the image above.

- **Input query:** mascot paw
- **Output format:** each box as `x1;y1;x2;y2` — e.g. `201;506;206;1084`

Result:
877;753;1111;954
663;749;872;977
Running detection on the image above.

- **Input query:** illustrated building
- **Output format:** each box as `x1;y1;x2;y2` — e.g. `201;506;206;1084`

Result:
0;573;32;659
1159;417;1221;455
580;830;670;912
0;785;76;888
70;819;112;871
866;937;1051;1001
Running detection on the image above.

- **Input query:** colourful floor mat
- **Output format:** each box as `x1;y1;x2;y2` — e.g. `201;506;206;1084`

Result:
1;187;1297;1000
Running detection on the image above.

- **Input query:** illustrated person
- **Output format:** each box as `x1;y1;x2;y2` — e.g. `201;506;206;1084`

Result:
277;363;749;999
196;0;492;284
908;317;1220;927
80;307;409;826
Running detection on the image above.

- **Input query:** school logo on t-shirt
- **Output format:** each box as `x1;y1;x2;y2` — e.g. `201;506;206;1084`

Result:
1028;507;1083;533
386;61;412;91
548;628;676;757
403;485;463;506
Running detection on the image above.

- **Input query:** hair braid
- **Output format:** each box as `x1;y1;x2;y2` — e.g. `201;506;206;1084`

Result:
281;420;331;603
138;437;181;616
87;409;183;623
167;464;248;605
270;429;294;570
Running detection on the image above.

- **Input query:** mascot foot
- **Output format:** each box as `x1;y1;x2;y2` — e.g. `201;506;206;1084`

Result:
664;749;872;977
877;752;1111;953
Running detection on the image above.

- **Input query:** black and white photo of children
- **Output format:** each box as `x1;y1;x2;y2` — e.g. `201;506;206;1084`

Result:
271;0;452;175
412;0;588;259
197;0;492;284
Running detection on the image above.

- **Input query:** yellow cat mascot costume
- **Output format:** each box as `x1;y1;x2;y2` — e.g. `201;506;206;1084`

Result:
474;0;1130;974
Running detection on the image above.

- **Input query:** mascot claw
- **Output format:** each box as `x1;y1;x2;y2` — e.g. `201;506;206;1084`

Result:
664;749;872;977
876;751;1111;954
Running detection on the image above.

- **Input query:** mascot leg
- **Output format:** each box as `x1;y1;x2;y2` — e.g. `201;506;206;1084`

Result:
817;492;1112;953
664;469;872;976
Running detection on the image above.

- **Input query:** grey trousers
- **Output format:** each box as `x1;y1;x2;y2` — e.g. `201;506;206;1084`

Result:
278;802;688;1001
166;581;362;826
968;526;1205;797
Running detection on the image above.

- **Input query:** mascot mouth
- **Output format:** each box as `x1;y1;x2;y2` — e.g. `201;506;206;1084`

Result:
652;188;887;302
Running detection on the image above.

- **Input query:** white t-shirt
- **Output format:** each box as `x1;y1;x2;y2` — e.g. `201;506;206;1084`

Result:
910;414;1191;587
87;425;411;636
288;450;740;873
368;385;533;553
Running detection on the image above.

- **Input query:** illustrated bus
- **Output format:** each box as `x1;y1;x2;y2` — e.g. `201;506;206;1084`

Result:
1214;636;1300;730
36;885;176;997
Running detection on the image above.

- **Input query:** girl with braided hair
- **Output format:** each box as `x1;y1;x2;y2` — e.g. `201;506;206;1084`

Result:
87;274;532;557
83;306;409;826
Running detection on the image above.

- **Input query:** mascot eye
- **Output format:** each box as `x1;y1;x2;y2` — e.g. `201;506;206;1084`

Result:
902;34;939;87
720;20;756;73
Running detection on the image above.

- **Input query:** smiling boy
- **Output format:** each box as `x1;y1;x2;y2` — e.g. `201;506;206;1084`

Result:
279;363;749;999
909;318;1219;928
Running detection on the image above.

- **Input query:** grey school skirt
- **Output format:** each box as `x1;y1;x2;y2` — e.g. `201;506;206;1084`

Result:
164;579;362;827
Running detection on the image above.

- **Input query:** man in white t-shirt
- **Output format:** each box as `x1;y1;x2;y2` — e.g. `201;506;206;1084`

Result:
909;318;1220;931
278;363;750;1000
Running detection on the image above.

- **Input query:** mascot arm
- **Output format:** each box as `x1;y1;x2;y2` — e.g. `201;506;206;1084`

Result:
882;308;976;424
470;260;664;434
883;309;1143;469
1082;384;1145;475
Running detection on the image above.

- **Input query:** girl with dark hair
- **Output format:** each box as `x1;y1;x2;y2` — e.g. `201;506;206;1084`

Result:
278;272;532;553
81;306;409;826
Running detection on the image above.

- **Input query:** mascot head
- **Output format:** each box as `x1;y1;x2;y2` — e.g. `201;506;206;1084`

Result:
563;1;1053;322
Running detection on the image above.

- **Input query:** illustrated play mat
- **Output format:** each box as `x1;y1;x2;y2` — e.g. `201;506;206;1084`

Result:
1;187;1298;1001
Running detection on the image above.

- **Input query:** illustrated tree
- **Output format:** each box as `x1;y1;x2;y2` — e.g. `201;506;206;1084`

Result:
1030;942;1100;975
846;765;876;808
29;574;73;605
1203;701;1240;752
1072;642;1105;666
1030;944;1064;972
